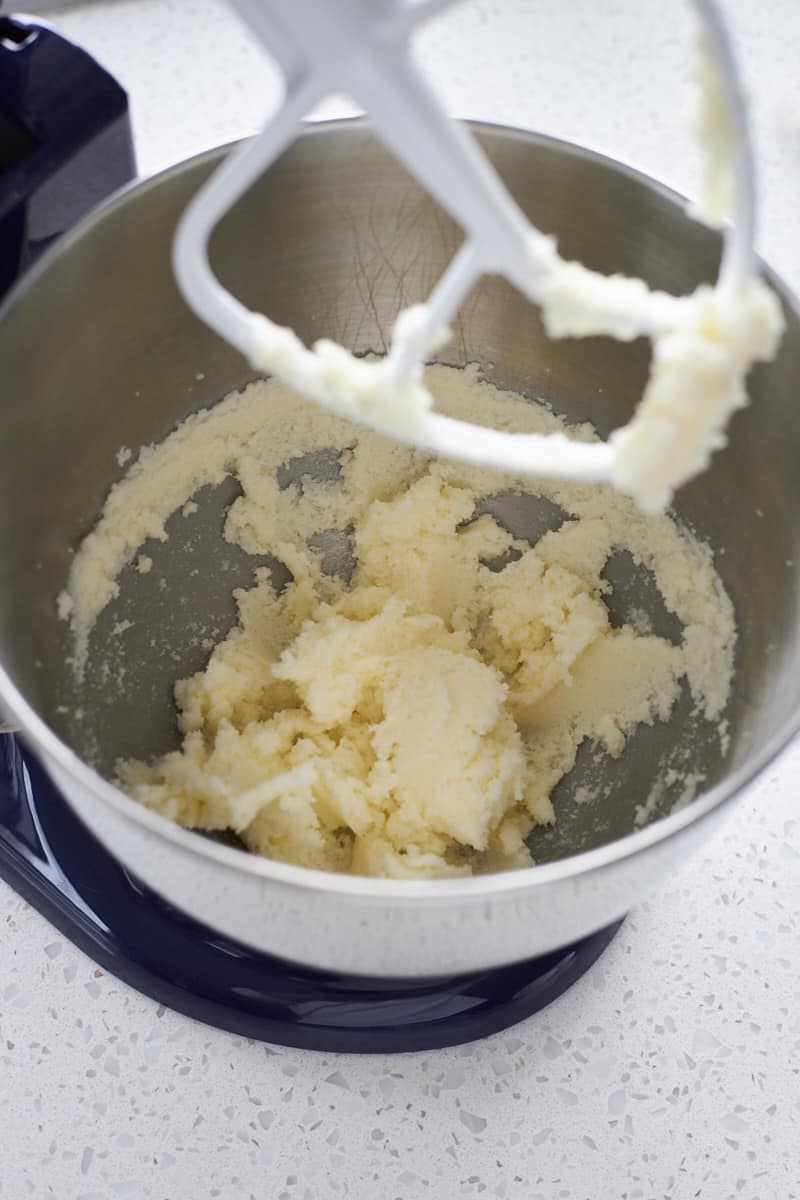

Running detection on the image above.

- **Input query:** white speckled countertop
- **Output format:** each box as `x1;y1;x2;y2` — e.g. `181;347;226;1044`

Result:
2;2;800;1196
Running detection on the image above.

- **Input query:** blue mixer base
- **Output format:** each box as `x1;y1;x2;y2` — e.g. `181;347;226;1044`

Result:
0;735;621;1053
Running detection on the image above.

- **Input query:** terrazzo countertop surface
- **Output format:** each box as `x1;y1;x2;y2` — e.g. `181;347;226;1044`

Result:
2;2;800;1196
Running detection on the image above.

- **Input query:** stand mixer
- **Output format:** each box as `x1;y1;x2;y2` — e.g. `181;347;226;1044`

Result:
1;7;798;1053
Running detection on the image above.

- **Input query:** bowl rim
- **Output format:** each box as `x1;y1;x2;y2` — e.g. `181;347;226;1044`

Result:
1;117;798;901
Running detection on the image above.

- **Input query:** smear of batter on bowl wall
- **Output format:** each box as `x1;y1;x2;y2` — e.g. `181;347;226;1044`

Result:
61;366;736;879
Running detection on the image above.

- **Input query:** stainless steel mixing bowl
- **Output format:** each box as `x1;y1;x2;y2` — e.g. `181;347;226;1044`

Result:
1;122;799;978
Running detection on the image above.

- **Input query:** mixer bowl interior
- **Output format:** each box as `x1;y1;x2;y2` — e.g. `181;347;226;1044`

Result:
2;123;800;869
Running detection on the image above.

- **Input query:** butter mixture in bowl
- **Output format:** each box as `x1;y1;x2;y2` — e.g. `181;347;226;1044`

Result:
61;366;735;878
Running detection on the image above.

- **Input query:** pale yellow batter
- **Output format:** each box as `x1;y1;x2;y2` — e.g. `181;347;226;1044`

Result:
62;366;735;878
